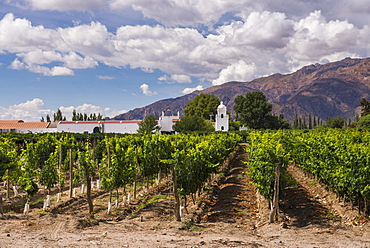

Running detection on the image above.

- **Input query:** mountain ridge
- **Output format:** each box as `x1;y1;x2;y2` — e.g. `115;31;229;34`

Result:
113;57;370;122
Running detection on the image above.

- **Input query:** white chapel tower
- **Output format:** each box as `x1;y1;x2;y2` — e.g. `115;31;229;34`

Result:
215;101;229;131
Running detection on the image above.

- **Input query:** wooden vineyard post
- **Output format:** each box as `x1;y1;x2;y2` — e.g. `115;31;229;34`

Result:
170;163;181;221
0;195;3;217
69;149;73;198
133;148;139;199
58;144;62;174
6;170;10;199
58;144;62;193
82;161;94;215
269;163;281;223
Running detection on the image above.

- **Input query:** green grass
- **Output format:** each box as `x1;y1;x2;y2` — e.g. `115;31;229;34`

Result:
37;209;51;215
308;179;318;187
180;221;207;231
326;210;337;219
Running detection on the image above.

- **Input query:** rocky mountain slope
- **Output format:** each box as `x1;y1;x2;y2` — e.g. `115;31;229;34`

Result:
113;57;370;122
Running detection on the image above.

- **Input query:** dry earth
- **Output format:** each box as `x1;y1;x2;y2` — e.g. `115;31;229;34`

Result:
1;147;370;248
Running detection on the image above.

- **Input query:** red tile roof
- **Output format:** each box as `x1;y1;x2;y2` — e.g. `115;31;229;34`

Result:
0;120;24;123
0;121;50;129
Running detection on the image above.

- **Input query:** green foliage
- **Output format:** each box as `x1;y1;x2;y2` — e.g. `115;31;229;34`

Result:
234;91;289;129
39;151;58;191
18;176;39;198
286;129;370;202
173;116;215;132
0;131;242;213
245;131;290;200
360;98;370;117
0;139;18;178
357;115;370;130
53;108;66;122
325;116;345;128
72;109;104;121
229;121;241;131
184;94;220;120
137;115;160;135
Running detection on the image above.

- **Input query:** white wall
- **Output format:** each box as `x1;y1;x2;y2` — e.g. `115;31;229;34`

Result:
57;121;141;134
0;128;57;133
158;112;179;133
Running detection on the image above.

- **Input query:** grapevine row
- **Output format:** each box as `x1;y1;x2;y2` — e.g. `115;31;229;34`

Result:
0;132;242;218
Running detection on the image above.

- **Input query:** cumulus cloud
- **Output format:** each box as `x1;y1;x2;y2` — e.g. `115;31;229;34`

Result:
8;0;370;29
59;104;126;120
287;10;361;64
9;59;74;76
140;83;157;96
24;0;106;11
1;8;370;84
212;60;257;85
0;98;51;121
171;74;192;83
181;85;203;94
158;74;191;84
110;0;257;27
0;98;126;121
97;75;115;80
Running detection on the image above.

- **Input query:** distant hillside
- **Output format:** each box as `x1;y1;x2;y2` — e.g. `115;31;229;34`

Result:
113;57;370;122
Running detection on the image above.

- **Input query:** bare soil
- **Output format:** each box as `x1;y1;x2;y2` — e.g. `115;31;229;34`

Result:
1;147;370;247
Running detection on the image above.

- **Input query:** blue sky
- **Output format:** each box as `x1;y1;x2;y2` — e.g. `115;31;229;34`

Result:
1;0;370;121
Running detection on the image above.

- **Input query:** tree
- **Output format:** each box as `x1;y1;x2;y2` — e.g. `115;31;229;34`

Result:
234;91;272;129
326;116;345;128
357;115;370;130
184;94;220;120
53;109;65;122
137;115;160;134
173;115;214;132
360;98;370;117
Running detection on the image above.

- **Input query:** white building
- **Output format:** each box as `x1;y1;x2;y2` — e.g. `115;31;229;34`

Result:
0;120;57;133
57;120;141;134
215;102;229;131
158;111;180;134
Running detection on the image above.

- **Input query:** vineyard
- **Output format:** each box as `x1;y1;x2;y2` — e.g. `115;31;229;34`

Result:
0;132;242;219
1;130;370;247
246;129;370;216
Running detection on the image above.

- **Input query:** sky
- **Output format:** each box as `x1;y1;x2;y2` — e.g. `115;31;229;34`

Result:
1;0;370;121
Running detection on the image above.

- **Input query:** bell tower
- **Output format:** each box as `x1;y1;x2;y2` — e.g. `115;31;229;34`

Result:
215;101;229;131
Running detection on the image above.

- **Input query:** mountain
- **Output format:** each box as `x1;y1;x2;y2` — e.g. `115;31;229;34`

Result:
113;57;370;122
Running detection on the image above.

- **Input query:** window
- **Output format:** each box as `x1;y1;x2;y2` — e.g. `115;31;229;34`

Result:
221;114;224;118
221;126;224;131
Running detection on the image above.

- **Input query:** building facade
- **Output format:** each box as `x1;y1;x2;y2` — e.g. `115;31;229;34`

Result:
215;102;229;131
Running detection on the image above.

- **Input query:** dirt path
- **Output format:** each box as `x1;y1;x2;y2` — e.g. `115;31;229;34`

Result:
1;147;370;247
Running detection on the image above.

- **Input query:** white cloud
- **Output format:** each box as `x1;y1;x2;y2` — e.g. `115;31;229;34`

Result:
59;103;126;120
0;99;126;121
158;75;170;81
171;74;191;83
0;98;51;121
110;0;257;27
97;75;115;80
212;60;257;85
2;9;370;84
181;85;203;94
140;83;157;96
158;74;191;84
25;0;106;11
287;10;361;63
9;59;74;76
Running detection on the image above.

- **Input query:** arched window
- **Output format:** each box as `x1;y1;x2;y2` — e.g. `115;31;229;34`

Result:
221;114;224;118
221;126;224;131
